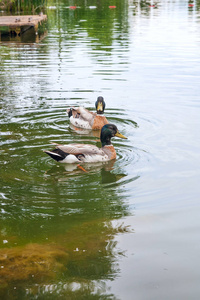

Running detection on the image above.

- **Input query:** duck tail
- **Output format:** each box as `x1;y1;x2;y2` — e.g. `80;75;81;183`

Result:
44;150;65;162
67;108;80;118
67;108;73;118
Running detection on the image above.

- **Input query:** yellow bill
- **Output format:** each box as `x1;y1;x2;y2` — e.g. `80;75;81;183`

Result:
97;102;103;111
115;131;127;139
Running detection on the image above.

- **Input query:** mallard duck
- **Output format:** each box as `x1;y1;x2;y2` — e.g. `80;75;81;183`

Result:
67;96;108;130
44;124;127;164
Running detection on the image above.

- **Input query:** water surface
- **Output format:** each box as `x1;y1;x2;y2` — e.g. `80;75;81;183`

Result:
1;0;200;299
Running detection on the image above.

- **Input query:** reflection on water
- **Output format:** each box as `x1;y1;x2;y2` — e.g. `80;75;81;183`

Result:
0;27;48;44
1;0;200;299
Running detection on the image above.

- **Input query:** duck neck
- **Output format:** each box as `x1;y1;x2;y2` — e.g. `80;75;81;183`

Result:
101;136;111;147
97;110;104;115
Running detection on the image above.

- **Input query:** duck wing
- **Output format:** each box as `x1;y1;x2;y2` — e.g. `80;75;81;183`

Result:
57;143;104;156
67;107;96;121
78;107;96;122
44;143;104;163
67;106;96;127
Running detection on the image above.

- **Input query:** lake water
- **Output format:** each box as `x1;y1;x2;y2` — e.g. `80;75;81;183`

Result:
1;0;200;299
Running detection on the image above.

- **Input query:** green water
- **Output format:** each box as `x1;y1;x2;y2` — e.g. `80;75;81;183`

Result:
1;0;200;299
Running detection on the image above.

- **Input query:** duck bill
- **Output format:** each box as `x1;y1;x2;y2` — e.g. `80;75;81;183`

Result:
97;102;103;113
115;131;127;139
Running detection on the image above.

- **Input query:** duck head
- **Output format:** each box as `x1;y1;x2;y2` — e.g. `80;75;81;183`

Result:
100;124;127;146
95;96;106;114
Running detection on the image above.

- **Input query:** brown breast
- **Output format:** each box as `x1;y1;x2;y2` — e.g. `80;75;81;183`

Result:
92;115;109;130
103;145;116;160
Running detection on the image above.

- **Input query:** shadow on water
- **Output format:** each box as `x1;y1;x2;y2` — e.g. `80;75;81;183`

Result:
0;27;48;44
0;0;144;298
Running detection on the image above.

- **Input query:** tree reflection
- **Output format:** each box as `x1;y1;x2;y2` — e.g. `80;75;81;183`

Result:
0;1;139;298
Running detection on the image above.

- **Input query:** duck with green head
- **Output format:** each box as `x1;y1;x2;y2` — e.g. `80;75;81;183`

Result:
44;124;127;164
67;96;108;130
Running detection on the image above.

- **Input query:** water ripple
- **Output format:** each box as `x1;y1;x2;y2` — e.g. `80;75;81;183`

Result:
0;99;155;222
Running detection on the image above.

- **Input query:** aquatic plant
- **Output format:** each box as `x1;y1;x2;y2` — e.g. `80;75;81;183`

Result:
0;0;15;11
0;0;46;13
0;243;69;285
0;220;130;298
